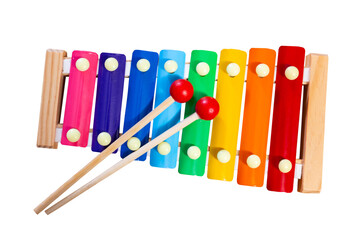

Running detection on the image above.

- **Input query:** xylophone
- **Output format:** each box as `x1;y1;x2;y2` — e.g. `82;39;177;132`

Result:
36;47;328;214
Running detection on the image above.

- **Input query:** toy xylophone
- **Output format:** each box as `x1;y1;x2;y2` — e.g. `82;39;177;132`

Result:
35;47;328;214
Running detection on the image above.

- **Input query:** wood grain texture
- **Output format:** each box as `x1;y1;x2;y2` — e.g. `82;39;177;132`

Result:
37;49;67;148
298;54;328;193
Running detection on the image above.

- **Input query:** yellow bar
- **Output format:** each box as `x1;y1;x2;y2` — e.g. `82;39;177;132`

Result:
207;49;247;181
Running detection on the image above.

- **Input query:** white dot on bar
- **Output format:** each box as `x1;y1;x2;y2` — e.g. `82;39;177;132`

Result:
164;60;178;73
217;149;231;163
66;128;81;142
256;63;270;77
104;57;119;71
196;62;210;76
187;146;201;160
127;137;141;151
226;63;240;77
247;154;261;168
157;142;171;155
279;159;292;173
285;66;299;80
97;132;111;146
76;58;90;71
136;59;150;72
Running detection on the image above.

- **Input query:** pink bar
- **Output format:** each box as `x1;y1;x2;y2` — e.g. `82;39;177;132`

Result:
61;50;98;147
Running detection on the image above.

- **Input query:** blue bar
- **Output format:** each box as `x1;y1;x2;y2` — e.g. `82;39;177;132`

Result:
150;50;185;168
121;50;158;160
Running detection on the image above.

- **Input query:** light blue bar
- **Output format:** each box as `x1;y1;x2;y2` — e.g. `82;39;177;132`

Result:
150;50;186;168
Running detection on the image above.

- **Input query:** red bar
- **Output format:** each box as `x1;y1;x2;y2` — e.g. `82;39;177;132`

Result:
266;46;305;192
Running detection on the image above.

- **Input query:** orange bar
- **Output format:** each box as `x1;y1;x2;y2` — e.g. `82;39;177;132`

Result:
237;48;276;187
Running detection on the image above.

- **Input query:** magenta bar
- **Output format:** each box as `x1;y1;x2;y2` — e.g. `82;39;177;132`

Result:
61;50;98;147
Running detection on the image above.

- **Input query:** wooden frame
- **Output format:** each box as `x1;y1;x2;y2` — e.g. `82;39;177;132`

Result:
37;49;67;148
36;49;328;193
298;54;328;193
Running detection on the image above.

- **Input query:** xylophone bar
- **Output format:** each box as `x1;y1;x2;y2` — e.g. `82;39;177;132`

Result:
150;50;186;168
120;50;158;161
237;48;276;187
178;50;218;176
60;51;98;147
267;46;305;193
207;49;247;181
91;53;126;153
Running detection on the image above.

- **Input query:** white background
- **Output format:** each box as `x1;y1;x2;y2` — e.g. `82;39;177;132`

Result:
1;0;360;239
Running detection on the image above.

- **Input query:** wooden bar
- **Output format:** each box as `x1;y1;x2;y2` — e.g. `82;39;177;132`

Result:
298;54;328;193
37;49;67;148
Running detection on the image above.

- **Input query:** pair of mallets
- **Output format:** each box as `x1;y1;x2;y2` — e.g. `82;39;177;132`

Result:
34;79;219;214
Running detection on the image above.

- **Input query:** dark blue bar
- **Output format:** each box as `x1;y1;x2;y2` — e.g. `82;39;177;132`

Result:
91;52;126;153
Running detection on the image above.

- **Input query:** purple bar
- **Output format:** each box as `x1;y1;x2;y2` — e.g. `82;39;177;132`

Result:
91;52;126;153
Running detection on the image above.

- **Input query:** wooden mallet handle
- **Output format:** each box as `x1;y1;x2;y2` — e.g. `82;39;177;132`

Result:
45;97;219;214
34;79;193;214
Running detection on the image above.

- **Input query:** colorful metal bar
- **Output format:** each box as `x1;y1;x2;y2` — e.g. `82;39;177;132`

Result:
207;49;247;181
120;50;158;161
178;50;217;176
266;46;305;192
61;50;98;147
91;53;126;153
149;50;186;168
237;48;276;187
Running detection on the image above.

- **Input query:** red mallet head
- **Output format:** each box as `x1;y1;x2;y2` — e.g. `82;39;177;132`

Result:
170;79;194;103
195;97;220;120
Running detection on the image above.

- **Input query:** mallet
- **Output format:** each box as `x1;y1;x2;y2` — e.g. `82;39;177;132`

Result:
34;79;194;214
45;96;220;214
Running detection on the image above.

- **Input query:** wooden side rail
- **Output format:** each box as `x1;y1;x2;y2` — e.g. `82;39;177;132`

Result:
298;54;328;193
37;49;67;148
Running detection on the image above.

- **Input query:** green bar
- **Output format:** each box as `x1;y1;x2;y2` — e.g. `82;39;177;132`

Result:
178;50;217;176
